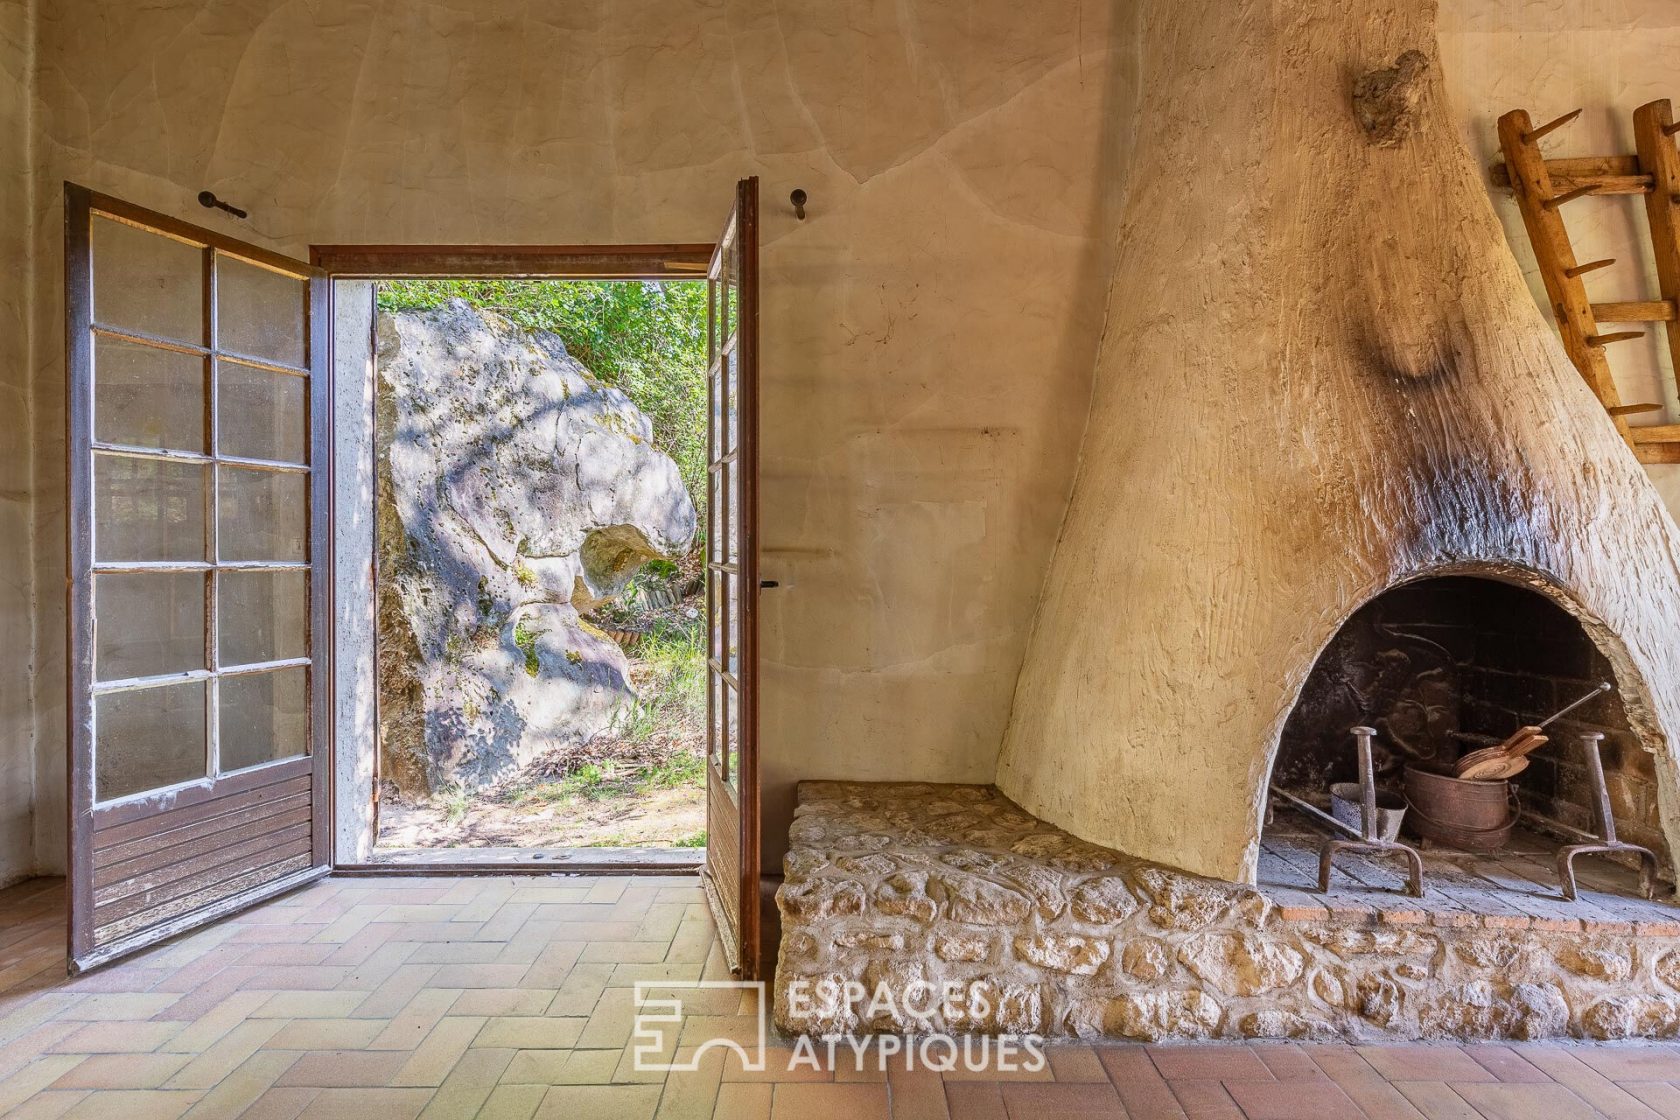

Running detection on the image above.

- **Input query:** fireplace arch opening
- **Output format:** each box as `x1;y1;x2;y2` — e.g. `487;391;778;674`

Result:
1263;572;1672;890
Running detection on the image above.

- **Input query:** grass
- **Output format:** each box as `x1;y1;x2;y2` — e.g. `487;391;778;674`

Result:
439;784;471;825
512;617;541;678
509;742;705;809
672;830;706;848
612;616;705;746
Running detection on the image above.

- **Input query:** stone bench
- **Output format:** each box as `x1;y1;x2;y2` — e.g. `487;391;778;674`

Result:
773;781;1680;1041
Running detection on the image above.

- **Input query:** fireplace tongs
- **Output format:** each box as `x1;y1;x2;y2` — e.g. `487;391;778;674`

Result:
1269;726;1424;898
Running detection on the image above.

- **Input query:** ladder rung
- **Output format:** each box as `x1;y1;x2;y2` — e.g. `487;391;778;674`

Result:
1629;424;1680;444
1587;331;1646;346
1491;156;1654;196
1564;259;1617;279
1592;300;1678;322
1543;185;1601;210
1524;108;1583;143
1608;403;1664;416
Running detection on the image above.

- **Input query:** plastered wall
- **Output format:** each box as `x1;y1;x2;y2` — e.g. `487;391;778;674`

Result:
17;0;1134;874
4;0;1679;881
0;0;36;888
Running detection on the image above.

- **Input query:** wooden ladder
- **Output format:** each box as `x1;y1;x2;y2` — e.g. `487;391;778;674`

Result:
1494;100;1680;465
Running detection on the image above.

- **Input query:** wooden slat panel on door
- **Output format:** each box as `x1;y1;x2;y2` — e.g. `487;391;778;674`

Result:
65;184;332;973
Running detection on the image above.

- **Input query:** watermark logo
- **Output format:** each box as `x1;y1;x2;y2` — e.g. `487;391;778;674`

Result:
631;980;767;1073
632;979;1046;1074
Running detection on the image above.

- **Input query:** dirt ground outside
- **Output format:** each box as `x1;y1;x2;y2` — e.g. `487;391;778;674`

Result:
375;595;708;851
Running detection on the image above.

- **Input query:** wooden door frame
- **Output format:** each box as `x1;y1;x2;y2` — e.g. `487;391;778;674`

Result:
65;184;334;972
309;242;726;876
700;179;763;978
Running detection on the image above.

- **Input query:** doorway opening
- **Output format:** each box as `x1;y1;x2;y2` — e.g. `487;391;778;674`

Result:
315;181;761;977
369;276;710;857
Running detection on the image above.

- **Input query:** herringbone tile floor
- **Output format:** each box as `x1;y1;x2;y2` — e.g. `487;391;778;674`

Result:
4;875;1680;1118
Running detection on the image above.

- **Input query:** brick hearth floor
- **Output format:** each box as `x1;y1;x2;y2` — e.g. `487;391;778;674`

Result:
5;877;1680;1119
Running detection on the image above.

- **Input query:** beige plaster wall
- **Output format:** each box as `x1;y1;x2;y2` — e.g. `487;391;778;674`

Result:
0;0;37;888
10;0;1675;885
21;0;1135;873
1438;0;1680;509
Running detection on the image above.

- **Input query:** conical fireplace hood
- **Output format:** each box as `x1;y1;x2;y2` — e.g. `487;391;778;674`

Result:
997;0;1680;883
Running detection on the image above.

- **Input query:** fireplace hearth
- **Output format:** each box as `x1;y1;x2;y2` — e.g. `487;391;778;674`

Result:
1271;574;1671;878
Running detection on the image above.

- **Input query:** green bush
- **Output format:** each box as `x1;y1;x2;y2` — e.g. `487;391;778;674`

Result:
377;278;709;519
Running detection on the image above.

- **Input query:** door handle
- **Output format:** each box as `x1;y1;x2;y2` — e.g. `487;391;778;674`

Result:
760;580;779;589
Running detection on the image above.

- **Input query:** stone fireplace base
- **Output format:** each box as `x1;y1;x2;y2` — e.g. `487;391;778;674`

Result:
775;782;1680;1041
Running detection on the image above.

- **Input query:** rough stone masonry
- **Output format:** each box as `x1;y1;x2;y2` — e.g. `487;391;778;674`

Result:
776;783;1680;1041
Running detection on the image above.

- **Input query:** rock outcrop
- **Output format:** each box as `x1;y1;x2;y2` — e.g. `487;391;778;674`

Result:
376;299;696;792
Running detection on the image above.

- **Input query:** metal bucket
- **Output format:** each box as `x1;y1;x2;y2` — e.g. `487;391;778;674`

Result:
1329;783;1408;842
1404;763;1516;851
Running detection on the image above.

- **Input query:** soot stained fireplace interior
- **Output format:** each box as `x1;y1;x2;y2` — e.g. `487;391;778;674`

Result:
1269;575;1671;880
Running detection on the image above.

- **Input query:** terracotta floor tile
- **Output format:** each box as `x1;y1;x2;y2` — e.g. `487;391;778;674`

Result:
1515;1047;1668;1119
888;1067;949;1120
715;1082;773;1120
1575;1049;1680;1082
1165;1078;1244;1119
944;1082;1008;1120
1624;1082;1680;1120
1461;1044;1551;1084
293;1087;433;1120
275;1049;409;1088
178;1051;301;1119
532;1082;663;1120
1148;1045;1275;1082
474;1015;586;1050
1095;1047;1188;1119
1451;1081;1606;1120
1392;1081;1482;1120
1225;1078;1365;1120
1329;1078;1432;1120
50;1052;191;1090
48;1020;181;1054
16;876;1680;1120
1355;1046;1496;1084
58;1088;204;1119
1249;1043;1330;1081
998;1080;1124;1116
474;1084;547;1120
1044;1046;1109;1083
232;1087;321;1120
268;1018;385;1050
7;1090;92;1120
416;1046;514;1118
771;1081;892;1120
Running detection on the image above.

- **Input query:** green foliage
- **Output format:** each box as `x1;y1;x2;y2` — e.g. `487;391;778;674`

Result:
643;747;705;789
611;617;706;746
439;784;471;825
511;746;703;808
512;618;541;678
672;830;707;848
377;278;709;516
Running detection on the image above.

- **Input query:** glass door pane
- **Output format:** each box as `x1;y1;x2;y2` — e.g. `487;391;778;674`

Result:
95;682;209;801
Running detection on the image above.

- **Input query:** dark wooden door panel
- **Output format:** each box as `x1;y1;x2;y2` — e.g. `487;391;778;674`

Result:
702;178;760;977
65;185;332;972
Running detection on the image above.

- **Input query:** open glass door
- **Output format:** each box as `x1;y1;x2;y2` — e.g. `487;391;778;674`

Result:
702;178;761;977
65;185;331;972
